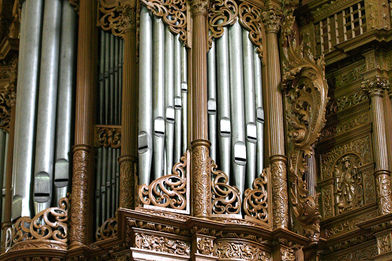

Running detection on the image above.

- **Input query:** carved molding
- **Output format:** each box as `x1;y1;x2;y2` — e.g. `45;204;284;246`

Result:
94;125;121;148
243;167;270;224
196;236;215;256
214;240;271;260
139;151;189;212
281;5;328;242
211;159;241;216
327;90;369;115
142;0;188;45
134;232;190;256
96;216;118;241
208;0;263;57
98;0;137;37
9;197;69;251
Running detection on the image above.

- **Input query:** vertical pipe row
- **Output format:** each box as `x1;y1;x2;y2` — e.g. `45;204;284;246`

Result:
181;45;188;155
54;0;77;204
254;47;264;176
174;35;182;163
208;41;217;162
0;130;6;223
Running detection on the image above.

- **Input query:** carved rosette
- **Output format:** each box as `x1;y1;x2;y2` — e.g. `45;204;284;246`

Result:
191;140;212;217
98;0;137;37
96;216;118;241
208;0;263;58
281;5;328;242
94;125;121;148
243;167;269;224
9;197;69;251
119;155;136;209
211;159;241;216
139;152;188;211
142;0;188;44
70;145;92;247
270;156;288;229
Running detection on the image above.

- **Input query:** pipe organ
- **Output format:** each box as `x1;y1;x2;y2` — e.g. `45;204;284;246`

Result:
4;0;392;260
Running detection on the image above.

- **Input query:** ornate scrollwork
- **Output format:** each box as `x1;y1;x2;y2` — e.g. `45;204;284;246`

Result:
281;3;328;243
243;167;269;224
98;0;137;37
134;232;190;256
10;197;69;251
214;240;271;260
0;63;17;133
208;0;263;57
94;125;121;148
139;152;188;211
141;0;187;45
211;160;241;215
96;216;118;241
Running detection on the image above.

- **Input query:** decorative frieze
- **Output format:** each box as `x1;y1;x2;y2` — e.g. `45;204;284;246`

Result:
214;240;271;260
134;232;190;256
321;112;369;140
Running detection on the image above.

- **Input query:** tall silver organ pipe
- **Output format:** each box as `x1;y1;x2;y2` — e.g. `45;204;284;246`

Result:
208;22;265;199
54;0;77;204
216;26;231;177
152;18;165;179
138;6;188;186
138;6;153;186
0;130;8;223
34;0;62;214
229;22;246;196
12;0;43;219
208;41;217;162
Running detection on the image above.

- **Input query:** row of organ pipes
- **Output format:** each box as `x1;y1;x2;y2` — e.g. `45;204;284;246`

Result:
9;0;76;220
95;30;123;228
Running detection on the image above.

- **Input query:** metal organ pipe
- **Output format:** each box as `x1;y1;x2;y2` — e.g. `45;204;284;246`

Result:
181;45;188;155
164;28;175;175
216;26;231;177
208;41;217;162
229;22;246;196
138;6;153;185
242;29;257;189
152;17;165;179
54;0;77;204
12;0;43;219
174;35;182;163
254;47;264;175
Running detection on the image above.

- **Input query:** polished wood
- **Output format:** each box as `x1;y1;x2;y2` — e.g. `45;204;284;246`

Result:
69;0;98;248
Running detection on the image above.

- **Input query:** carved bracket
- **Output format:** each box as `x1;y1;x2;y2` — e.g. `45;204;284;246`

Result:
8;197;69;252
208;0;264;58
281;4;328;243
243;167;270;225
211;159;241;217
94;124;121;148
139;151;190;214
141;0;188;45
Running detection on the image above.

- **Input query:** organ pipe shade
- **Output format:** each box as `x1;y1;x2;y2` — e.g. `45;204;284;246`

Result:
11;0;77;219
208;21;265;196
138;6;188;186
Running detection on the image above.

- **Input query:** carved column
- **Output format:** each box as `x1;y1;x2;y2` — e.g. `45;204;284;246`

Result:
262;6;288;229
190;0;211;218
362;77;392;215
70;0;98;248
118;2;137;210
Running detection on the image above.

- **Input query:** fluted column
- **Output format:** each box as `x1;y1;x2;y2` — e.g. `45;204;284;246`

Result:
262;7;289;229
362;77;392;215
70;0;98;248
119;2;137;209
190;0;211;218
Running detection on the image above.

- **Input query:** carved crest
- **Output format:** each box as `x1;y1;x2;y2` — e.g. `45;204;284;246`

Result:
281;3;328;243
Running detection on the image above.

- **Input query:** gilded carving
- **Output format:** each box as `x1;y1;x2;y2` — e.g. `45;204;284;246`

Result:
321;185;334;219
119;156;136;209
334;154;363;214
197;236;214;256
94;125;121;148
327;90;369;115
214;240;271;260
192;141;212;217
375;171;392;215
334;63;366;89
280;246;295;261
211;159;241;215
377;232;392;255
243;167;269;224
142;0;187;44
134;232;190;256
11;197;69;250
271;158;289;229
98;0;137;37
96;216;118;241
208;0;263;57
332;244;378;260
321;112;369;139
139;152;188;211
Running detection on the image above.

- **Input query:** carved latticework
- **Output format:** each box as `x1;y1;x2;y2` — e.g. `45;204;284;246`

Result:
281;3;328;243
9;197;69;251
211;160;241;216
208;0;264;57
243;167;270;224
94;125;121;148
140;0;187;45
98;0;136;37
139;151;190;213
